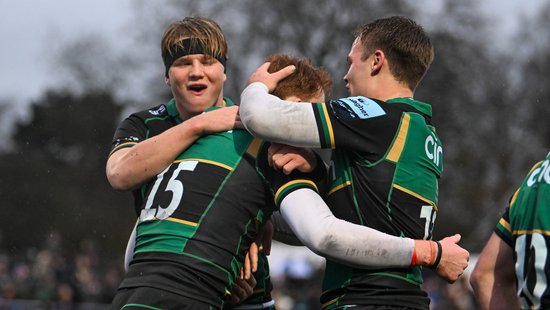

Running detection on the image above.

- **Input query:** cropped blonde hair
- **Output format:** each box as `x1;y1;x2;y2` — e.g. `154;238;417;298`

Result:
161;16;228;76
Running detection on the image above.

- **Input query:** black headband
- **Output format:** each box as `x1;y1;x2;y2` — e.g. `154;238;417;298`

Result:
163;38;227;77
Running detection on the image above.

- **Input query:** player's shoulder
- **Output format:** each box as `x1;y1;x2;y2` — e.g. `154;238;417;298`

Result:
521;155;550;188
131;104;169;119
329;96;386;120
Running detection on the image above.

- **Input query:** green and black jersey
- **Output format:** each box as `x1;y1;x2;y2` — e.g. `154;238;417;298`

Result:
495;152;550;309
110;98;322;308
225;252;274;309
309;96;442;310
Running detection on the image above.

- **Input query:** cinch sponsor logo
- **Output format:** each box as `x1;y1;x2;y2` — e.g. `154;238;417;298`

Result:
425;133;442;166
149;105;166;116
527;159;550;186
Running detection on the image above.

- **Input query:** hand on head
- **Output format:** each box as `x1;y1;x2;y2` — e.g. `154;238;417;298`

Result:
247;62;296;92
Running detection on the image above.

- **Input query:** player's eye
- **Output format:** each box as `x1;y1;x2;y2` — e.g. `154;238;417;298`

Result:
173;59;192;67
202;56;217;65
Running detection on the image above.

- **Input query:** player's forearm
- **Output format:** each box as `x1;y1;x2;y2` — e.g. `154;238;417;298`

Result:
470;277;495;310
240;82;321;148
106;116;206;190
471;277;518;310
470;233;519;309
280;188;415;268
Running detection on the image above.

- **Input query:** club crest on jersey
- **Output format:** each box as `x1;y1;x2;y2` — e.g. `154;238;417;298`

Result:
149;105;167;116
335;96;386;119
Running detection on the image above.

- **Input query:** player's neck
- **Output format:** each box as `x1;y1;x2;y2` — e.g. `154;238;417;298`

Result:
370;85;413;102
368;74;413;102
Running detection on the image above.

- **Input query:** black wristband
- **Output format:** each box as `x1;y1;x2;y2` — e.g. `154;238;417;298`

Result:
432;241;442;269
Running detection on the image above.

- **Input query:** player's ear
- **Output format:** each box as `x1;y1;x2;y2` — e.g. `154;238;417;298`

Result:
165;76;170;86
371;50;384;73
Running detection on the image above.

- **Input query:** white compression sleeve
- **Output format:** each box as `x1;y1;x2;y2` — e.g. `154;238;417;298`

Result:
240;82;322;148
123;220;138;272
280;188;415;268
271;211;303;246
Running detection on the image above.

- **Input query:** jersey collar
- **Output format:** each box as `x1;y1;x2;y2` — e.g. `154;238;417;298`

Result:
386;97;432;117
166;97;235;124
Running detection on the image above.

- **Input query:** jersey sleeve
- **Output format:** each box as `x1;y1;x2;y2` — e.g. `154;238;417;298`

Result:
494;208;513;247
311;97;402;157
494;190;517;248
255;142;327;209
109;113;149;157
494;158;547;248
240;83;402;158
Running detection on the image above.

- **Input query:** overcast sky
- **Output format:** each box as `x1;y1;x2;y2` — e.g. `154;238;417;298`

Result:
0;0;545;127
0;0;131;103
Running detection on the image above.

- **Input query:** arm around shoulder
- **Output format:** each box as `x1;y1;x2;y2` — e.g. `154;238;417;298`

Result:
106;112;225;191
279;188;415;268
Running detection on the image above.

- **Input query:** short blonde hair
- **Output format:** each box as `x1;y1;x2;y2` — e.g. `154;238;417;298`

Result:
161;16;228;76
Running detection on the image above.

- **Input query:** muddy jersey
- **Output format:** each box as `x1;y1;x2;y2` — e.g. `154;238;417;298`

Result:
110;98;322;308
495;152;550;309
307;96;442;309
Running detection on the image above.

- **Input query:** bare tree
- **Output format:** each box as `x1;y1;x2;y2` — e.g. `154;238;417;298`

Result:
123;0;416;102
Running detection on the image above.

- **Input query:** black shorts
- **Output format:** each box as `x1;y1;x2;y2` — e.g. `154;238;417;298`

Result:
111;286;216;310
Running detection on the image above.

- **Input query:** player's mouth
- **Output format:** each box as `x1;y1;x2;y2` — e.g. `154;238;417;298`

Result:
188;83;207;94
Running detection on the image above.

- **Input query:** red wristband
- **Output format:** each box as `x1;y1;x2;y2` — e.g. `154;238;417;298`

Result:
410;247;417;266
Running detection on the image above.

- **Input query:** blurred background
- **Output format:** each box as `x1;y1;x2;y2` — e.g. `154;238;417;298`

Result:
0;0;548;309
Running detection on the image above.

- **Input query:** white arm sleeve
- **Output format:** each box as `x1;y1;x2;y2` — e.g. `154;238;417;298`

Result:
123;220;138;272
240;82;322;148
271;211;303;246
280;188;415;268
